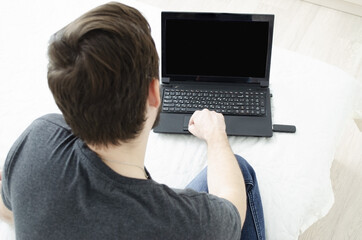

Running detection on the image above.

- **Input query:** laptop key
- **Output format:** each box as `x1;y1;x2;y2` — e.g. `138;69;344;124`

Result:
186;107;199;112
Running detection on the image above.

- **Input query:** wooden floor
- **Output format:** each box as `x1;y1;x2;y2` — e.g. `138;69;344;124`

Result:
136;0;362;239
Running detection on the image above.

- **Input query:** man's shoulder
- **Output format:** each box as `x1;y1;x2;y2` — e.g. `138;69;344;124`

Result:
33;113;71;132
6;113;74;160
146;185;241;238
159;185;239;217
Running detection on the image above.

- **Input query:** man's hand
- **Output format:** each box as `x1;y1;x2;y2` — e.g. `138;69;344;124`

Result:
188;109;227;143
0;170;13;225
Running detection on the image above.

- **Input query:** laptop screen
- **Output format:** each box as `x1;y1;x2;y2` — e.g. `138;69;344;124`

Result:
162;12;274;85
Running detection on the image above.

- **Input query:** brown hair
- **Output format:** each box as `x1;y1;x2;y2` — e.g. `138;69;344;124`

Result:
47;2;159;146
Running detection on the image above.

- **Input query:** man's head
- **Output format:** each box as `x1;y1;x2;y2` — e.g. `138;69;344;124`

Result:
47;2;159;147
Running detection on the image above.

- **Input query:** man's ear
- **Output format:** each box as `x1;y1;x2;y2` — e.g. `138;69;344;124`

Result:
148;78;160;108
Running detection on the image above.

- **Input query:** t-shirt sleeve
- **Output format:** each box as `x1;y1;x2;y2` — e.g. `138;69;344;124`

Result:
1;130;29;211
1;168;12;211
0;116;47;211
175;188;242;240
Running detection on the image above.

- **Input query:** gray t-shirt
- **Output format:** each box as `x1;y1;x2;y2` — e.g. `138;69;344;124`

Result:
2;114;241;239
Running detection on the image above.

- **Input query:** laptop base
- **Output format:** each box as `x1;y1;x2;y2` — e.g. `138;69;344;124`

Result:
153;113;273;137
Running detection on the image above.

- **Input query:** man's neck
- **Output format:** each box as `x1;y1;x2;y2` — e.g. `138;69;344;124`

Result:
87;95;159;180
88;131;150;180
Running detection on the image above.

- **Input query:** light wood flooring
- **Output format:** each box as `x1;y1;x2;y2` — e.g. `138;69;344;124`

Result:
136;0;362;239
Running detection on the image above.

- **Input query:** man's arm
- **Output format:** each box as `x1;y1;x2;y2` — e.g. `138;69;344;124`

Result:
0;170;14;225
188;109;247;227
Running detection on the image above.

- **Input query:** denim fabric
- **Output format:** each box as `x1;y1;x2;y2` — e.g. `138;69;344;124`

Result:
186;155;265;240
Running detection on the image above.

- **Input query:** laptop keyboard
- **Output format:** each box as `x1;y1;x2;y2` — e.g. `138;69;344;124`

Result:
162;88;267;116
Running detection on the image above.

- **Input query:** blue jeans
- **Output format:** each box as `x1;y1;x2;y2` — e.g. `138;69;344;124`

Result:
186;155;265;240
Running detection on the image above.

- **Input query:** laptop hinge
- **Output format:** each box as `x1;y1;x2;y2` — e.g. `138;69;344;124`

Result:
162;77;171;84
260;81;269;88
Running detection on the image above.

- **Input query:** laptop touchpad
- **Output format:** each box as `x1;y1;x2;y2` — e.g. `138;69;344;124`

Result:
183;116;191;131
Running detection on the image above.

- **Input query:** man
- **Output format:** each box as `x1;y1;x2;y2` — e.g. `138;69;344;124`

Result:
0;2;265;239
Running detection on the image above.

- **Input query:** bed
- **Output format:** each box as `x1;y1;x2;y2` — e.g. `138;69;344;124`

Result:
0;0;360;239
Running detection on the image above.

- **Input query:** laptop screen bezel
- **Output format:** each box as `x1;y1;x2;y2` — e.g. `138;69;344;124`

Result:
161;12;274;86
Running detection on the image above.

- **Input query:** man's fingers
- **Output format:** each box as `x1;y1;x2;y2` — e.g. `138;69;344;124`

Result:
188;110;201;126
188;110;199;134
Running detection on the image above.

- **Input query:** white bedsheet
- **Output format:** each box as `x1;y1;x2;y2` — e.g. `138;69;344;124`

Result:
0;0;360;239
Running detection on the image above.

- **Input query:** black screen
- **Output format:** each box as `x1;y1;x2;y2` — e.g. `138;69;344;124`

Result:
165;19;269;78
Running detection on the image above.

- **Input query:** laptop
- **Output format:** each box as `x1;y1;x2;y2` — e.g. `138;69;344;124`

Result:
153;12;274;137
